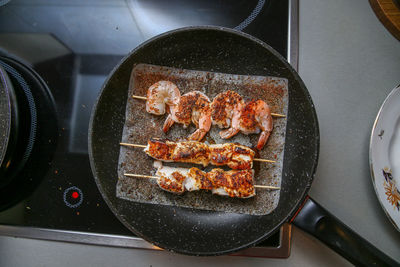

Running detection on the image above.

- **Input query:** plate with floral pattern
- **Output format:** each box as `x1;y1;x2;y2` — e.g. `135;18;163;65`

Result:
370;84;400;231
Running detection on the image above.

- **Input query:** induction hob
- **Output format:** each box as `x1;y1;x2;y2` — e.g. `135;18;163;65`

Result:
0;0;298;258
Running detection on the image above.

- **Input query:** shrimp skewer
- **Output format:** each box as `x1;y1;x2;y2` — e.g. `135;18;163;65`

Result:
133;84;285;117
220;100;273;150
145;81;181;115
140;82;280;147
210;90;244;129
163;91;212;141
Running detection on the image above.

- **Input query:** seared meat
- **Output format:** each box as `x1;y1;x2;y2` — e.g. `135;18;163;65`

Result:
144;139;209;167
209;143;254;170
144;139;255;169
155;165;255;198
155;166;189;194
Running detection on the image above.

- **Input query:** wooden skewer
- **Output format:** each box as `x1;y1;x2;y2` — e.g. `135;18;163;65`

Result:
270;113;286;118
254;185;280;190
253;158;276;163
131;95;286;118
125;173;158;179
119;142;276;163
132;95;147;100
124;173;280;190
120;142;146;148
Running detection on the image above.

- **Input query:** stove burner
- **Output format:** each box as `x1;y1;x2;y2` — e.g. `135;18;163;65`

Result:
0;55;58;211
63;186;83;208
0;0;10;7
234;0;266;31
0;60;37;178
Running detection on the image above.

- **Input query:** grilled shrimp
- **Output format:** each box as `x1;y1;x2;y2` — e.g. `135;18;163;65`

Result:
145;81;181;115
163;91;211;141
220;100;273;150
210;90;244;129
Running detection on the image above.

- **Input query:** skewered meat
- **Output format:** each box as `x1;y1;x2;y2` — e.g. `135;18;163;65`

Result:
144;139;210;167
155;166;188;194
163;91;212;141
155;165;255;198
144;83;276;149
220;100;273;150
145;81;181;115
143;139;255;169
210;90;244;129
209;143;254;170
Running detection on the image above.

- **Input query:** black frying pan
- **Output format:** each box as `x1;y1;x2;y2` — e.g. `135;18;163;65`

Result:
88;27;396;266
0;65;12;168
0;64;19;182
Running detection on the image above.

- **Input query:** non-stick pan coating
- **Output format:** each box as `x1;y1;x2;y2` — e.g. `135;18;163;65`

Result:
89;26;319;255
0;66;11;167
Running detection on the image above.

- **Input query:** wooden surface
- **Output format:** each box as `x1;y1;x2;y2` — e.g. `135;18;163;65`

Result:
370;0;400;40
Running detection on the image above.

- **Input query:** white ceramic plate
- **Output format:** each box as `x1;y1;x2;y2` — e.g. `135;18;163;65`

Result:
370;84;400;231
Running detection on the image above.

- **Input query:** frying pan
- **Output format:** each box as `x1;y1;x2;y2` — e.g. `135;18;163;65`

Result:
0;65;12;168
0;64;19;182
89;26;397;265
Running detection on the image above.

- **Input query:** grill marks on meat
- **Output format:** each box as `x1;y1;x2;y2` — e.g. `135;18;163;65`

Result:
172;141;209;166
157;172;186;194
144;139;255;169
208;169;255;198
155;165;256;198
209;143;254;170
144;139;176;161
156;166;189;194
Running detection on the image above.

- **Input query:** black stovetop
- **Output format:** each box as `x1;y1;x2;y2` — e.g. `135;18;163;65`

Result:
0;0;288;248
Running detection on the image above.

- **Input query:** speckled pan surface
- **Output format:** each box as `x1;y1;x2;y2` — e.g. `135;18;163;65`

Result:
0;66;11;166
89;26;319;255
117;64;288;215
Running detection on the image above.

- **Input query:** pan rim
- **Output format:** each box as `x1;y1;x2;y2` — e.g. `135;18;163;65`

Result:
0;65;12;168
88;25;320;256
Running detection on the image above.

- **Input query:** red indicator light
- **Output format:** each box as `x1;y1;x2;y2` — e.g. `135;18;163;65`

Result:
72;191;79;199
63;186;83;208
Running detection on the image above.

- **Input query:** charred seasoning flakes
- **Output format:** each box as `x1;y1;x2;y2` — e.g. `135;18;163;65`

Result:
211;104;227;121
239;101;258;129
172;172;186;183
215;154;228;164
159;176;184;193
192;168;213;190
234;146;250;154
148;139;176;160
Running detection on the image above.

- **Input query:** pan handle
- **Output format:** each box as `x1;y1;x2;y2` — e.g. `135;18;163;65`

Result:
292;197;398;266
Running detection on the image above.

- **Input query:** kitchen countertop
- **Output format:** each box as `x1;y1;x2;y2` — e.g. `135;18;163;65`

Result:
1;0;400;266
